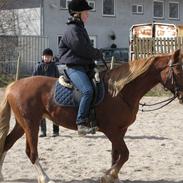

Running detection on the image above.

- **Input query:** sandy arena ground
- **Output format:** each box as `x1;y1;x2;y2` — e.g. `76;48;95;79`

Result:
0;88;183;183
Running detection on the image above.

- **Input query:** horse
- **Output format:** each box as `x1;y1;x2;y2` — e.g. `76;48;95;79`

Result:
0;49;183;183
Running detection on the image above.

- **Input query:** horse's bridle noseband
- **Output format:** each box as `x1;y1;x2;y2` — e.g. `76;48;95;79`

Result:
164;61;183;96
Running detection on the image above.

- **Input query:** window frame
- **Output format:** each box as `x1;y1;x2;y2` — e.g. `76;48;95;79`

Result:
57;35;96;48
153;0;164;19
88;0;96;11
102;0;116;17
60;0;95;11
132;4;144;15
57;35;63;46
168;1;179;20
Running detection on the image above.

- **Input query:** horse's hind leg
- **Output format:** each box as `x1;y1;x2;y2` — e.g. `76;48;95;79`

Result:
0;120;24;181
25;139;50;183
4;120;24;152
25;120;55;183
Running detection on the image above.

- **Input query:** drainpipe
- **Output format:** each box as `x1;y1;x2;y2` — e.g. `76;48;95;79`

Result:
40;0;44;35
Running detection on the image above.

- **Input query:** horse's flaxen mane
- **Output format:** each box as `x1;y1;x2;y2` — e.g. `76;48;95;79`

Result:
108;56;155;96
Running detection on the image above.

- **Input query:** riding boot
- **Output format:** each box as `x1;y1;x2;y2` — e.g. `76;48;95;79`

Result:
88;108;99;134
40;118;46;137
89;108;97;127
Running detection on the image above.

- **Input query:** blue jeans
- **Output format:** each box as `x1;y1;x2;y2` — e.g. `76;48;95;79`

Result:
66;66;93;125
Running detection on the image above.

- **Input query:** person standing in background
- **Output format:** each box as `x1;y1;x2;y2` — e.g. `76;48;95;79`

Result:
33;48;60;137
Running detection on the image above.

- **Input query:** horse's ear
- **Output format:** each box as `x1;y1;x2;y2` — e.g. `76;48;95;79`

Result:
172;49;181;63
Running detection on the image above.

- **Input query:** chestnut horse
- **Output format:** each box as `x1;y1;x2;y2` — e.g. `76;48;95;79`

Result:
0;49;183;183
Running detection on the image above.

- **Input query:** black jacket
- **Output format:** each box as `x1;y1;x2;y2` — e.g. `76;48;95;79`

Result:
59;17;102;66
32;61;60;78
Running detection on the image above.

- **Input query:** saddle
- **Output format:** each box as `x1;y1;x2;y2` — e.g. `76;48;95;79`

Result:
53;66;105;132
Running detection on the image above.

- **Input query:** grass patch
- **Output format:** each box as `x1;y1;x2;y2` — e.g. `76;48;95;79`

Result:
0;74;14;87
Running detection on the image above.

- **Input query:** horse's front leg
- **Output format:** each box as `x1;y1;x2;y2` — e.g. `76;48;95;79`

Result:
101;129;129;183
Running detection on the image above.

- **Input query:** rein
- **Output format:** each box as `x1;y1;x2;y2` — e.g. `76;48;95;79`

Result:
101;58;109;70
139;61;182;112
139;94;177;112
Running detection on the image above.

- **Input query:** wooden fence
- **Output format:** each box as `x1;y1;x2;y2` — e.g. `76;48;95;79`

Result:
130;37;183;60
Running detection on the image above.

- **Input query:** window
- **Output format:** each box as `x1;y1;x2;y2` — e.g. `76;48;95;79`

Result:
60;0;71;9
103;0;115;16
169;2;179;19
101;48;129;62
57;35;62;45
89;36;96;48
88;1;95;11
132;4;143;14
58;35;96;48
153;1;164;18
60;0;95;10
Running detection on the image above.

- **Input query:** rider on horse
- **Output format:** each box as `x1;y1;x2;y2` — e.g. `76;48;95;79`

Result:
58;0;103;136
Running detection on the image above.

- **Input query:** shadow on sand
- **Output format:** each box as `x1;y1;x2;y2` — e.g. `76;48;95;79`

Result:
84;135;170;141
4;178;183;183
55;133;170;141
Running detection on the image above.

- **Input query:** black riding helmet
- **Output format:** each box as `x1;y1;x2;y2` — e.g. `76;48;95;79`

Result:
42;48;53;56
68;0;92;16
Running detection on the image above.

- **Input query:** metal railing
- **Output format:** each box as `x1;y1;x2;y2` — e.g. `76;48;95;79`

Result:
0;35;49;77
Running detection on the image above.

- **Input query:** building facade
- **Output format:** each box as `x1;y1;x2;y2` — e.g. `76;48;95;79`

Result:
43;0;183;55
1;0;183;55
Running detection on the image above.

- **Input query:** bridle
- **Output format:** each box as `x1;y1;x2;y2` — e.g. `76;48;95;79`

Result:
164;59;183;94
139;60;183;112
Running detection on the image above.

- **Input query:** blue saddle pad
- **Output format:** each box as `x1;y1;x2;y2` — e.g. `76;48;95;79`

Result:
53;80;105;107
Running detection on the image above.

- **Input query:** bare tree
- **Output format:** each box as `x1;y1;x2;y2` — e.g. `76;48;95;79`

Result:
0;5;19;77
0;1;42;79
0;9;18;35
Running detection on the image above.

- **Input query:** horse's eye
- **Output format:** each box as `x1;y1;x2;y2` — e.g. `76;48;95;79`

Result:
182;65;183;70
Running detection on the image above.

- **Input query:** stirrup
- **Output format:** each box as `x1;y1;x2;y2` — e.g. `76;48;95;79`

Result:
77;125;98;136
90;126;99;134
78;125;90;135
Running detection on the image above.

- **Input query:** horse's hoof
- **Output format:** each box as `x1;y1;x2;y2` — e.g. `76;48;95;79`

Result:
100;175;116;183
48;181;56;183
38;175;55;183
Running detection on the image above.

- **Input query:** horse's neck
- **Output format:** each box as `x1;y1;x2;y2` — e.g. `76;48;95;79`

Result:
121;58;167;106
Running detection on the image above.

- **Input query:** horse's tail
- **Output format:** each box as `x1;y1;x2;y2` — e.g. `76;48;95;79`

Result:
0;82;14;158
